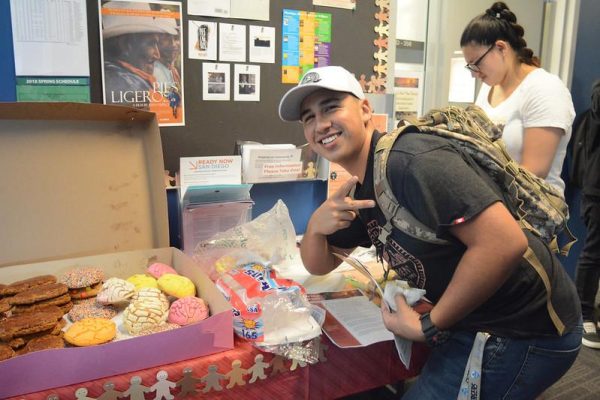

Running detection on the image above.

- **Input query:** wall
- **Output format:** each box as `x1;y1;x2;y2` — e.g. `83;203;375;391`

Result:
423;0;544;111
0;0;381;174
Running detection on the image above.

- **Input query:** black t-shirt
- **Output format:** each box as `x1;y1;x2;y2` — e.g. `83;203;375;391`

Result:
328;131;580;337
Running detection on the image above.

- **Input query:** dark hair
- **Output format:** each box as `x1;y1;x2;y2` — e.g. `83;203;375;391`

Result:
460;2;540;67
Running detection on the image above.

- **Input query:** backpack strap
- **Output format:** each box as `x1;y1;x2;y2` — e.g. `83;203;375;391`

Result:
522;246;566;335
373;127;449;245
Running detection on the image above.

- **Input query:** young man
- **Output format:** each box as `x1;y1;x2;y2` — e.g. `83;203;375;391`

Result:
278;65;582;399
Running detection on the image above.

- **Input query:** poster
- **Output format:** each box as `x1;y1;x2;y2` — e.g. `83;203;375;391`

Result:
99;0;185;127
188;20;217;60
10;0;90;102
393;69;423;124
282;9;331;84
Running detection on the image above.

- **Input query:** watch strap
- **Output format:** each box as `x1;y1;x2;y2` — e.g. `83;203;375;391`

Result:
420;312;451;347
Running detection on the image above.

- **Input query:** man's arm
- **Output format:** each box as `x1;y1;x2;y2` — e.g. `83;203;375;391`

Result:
382;201;528;340
300;176;375;275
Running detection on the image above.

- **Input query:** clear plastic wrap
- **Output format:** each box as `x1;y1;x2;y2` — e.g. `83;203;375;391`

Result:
192;200;297;281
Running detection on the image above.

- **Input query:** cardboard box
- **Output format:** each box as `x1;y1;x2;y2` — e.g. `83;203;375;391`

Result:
0;103;233;397
0;247;233;398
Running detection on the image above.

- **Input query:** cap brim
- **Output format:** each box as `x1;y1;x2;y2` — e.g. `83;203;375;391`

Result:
278;84;328;122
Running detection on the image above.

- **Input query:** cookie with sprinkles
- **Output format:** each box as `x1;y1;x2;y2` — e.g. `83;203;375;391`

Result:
60;267;104;289
68;298;117;322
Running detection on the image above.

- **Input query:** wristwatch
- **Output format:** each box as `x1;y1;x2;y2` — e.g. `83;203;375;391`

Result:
420;312;451;347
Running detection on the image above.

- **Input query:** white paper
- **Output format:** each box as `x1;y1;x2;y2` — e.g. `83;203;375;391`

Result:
179;156;242;190
10;0;89;76
188;20;218;60
241;144;302;183
383;281;427;369
203;63;230;101
188;0;230;17
321;296;394;346
312;0;356;10
231;0;269;21
249;26;276;63
219;23;246;62
448;56;476;103
234;64;260;101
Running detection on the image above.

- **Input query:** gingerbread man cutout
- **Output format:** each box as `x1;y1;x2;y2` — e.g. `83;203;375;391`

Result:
150;370;176;400
97;382;122;400
374;24;390;37
247;354;270;383
373;63;387;75
225;360;247;389
290;358;307;371
176;367;202;397
200;364;225;393
122;376;150;400
270;355;288;376
373;37;388;49
358;74;368;92
375;11;389;23
74;388;95;400
374;49;388;64
375;0;390;10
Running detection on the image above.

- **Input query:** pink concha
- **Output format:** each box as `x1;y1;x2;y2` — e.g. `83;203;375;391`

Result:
168;296;209;326
147;263;178;279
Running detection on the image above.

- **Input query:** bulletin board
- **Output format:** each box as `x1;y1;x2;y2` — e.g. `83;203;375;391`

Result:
85;0;381;173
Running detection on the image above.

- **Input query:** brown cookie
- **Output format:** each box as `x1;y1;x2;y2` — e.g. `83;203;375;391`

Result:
7;319;66;349
0;342;15;361
18;335;64;355
11;293;71;314
8;283;68;305
0;297;11;313
0;306;64;341
0;275;56;296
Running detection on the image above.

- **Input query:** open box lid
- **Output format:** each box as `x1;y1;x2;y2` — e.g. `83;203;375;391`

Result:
0;102;169;267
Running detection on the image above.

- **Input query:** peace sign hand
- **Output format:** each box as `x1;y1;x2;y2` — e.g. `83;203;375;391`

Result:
309;176;376;236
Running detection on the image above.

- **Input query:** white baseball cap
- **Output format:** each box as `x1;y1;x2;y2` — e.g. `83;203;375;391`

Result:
278;66;365;122
102;1;178;39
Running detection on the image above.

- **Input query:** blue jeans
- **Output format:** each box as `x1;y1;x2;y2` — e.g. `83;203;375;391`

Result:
403;323;583;400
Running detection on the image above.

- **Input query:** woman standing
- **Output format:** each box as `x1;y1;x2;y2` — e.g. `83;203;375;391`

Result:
461;1;575;193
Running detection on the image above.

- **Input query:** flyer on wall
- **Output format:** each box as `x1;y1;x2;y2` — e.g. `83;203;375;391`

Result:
99;0;185;127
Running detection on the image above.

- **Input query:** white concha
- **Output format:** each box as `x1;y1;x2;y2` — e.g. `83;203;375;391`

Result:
96;278;136;305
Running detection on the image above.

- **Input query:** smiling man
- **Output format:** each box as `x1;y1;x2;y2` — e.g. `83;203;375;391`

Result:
278;65;582;399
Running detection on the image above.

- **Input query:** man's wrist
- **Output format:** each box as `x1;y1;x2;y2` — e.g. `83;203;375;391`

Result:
420;312;451;347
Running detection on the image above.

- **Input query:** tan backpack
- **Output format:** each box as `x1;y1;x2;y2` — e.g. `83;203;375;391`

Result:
374;105;575;256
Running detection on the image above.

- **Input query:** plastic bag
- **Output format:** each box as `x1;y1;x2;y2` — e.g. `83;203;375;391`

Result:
215;262;322;348
193;200;297;281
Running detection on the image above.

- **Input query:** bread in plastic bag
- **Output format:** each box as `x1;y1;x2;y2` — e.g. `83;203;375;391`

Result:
215;262;321;347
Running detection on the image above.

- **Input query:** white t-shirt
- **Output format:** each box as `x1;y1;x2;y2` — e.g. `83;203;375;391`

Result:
475;68;575;193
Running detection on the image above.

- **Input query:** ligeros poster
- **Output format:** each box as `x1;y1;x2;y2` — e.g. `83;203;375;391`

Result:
99;0;185;126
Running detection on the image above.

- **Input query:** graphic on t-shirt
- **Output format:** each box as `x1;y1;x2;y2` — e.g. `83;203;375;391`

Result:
365;220;385;256
365;218;425;288
385;238;426;289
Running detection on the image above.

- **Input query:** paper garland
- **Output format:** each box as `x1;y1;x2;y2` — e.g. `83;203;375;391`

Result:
50;337;329;399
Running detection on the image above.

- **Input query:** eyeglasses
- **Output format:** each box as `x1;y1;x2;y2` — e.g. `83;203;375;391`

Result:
465;45;495;73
